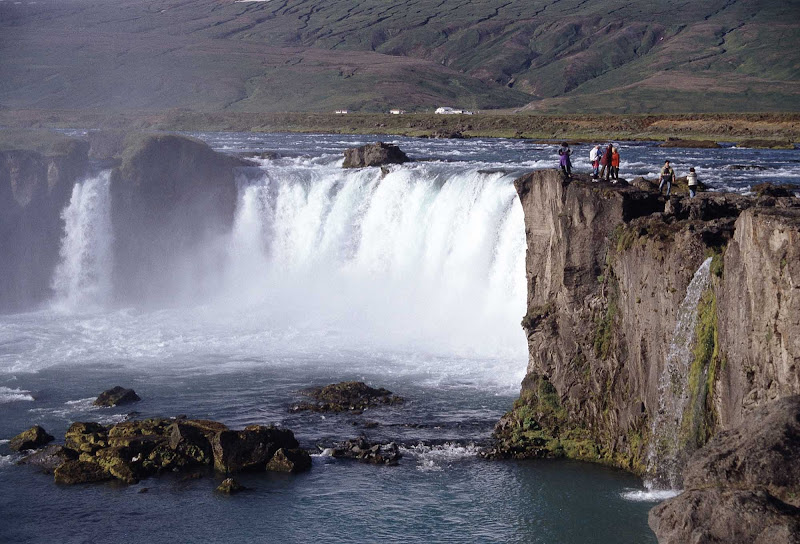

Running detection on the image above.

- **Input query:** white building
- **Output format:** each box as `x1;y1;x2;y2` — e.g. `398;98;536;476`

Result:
335;110;349;114
389;109;406;115
435;107;473;115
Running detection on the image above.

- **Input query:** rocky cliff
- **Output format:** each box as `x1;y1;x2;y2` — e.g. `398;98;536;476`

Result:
0;133;89;312
110;133;248;304
495;170;800;491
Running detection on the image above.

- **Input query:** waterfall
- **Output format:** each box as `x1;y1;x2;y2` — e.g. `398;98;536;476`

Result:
51;170;113;312
222;160;528;360
645;257;713;490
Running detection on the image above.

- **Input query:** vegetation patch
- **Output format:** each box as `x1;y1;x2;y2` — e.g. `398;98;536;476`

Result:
521;303;554;332
681;289;720;450
593;276;619;360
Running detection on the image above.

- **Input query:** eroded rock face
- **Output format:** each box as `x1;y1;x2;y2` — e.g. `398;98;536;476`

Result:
501;169;800;479
342;142;409;168
649;396;800;543
110;133;247;304
0;136;89;312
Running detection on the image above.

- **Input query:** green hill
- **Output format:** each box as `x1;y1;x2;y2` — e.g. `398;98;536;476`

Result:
1;0;798;113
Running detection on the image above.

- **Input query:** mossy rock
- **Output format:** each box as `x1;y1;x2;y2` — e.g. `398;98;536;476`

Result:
9;425;54;452
266;448;312;473
54;460;112;485
65;422;109;454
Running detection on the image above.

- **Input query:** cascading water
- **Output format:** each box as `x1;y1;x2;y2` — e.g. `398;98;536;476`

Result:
222;158;528;362
51;170;113;312
645;257;713;491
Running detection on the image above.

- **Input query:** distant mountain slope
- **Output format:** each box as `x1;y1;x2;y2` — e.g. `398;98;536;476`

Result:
0;0;798;113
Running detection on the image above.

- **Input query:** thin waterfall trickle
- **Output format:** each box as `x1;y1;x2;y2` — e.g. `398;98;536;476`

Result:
51;171;113;312
645;257;713;490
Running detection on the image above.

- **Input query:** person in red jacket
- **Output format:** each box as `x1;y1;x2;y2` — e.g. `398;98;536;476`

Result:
599;144;613;181
611;147;620;182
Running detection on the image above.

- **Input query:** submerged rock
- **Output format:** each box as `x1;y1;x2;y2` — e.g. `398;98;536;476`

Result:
93;386;141;407
342;142;409;168
216;477;246;494
9;425;54;452
289;381;404;413
19;445;77;473
331;438;402;465
649;396;800;543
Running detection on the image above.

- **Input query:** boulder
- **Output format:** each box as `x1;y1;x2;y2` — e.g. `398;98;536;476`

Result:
216;477;245;494
649;396;800;543
752;182;798;198
9;425;54;452
211;425;299;473
54;460;112;485
342;142;409;168
167;421;214;466
19;445;78;474
93;386;141;407
266;448;312;473
290;381;404;413
95;447;140;484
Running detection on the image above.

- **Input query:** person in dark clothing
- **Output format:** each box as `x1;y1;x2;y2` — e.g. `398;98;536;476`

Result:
599;144;613;181
659;160;676;196
558;141;572;177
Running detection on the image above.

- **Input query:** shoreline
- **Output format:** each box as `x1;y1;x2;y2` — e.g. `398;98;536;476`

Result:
1;110;798;147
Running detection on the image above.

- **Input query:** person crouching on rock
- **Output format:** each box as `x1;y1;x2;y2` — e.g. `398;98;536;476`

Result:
558;141;572;177
687;167;699;198
590;145;600;179
659;160;676;196
599;144;613;181
611;147;620;182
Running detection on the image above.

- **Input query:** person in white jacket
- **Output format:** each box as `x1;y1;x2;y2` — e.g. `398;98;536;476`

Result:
687;167;699;198
589;145;600;179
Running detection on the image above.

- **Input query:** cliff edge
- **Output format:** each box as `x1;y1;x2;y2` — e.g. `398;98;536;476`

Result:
494;170;799;486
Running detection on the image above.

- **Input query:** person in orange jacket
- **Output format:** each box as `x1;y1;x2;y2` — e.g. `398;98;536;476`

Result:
611;147;620;182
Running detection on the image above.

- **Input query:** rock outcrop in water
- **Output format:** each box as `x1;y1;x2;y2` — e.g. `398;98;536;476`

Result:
110;133;248;303
93;386;141;407
289;381;404;413
342;142;409;168
0;131;90;312
498;171;799;475
28;417;307;486
9;425;55;452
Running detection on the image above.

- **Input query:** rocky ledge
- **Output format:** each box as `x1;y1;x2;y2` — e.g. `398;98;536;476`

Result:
289;381;404;413
16;417;310;486
649;396;800;543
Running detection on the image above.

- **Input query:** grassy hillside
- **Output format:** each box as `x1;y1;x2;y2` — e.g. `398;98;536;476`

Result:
0;0;798;113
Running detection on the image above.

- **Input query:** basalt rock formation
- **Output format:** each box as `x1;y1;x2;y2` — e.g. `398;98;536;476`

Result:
110;133;249;303
496;171;799;482
0;132;90;312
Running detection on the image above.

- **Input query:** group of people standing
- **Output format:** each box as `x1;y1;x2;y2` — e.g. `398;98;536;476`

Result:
557;143;700;197
589;144;620;182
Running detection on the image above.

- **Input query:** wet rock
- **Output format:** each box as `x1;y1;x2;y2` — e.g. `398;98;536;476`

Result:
211;425;299;473
19;445;77;474
332;438;401;465
168;421;214;466
65;422;109;454
266;448;312;473
726;164;768;171
9;425;54;452
95;447;140;484
431;130;465;139
342;142;409;168
649;396;800;543
290;381;404;413
54;460;112;485
752;182;798;198
216;477;245;494
94;386;141;407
